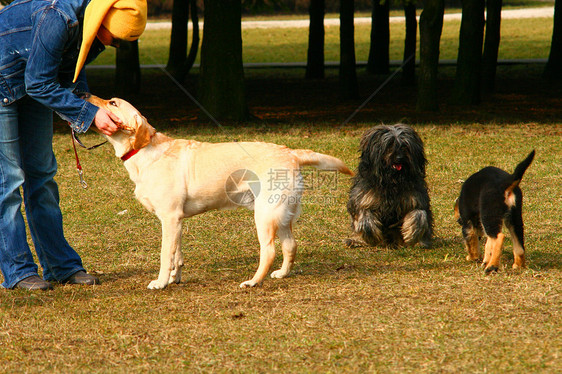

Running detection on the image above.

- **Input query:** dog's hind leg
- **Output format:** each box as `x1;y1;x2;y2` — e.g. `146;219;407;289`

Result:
148;215;183;289
506;211;525;269
349;210;384;247
484;233;505;274
240;211;278;288
509;229;525;269
482;213;505;273
462;223;480;262
344;235;370;248
270;223;297;279
482;236;492;267
169;231;185;285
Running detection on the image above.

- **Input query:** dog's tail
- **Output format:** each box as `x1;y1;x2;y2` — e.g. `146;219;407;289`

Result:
290;149;354;175
511;150;535;183
505;150;535;207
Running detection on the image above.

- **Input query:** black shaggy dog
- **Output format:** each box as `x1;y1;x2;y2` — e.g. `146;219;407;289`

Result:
346;124;433;248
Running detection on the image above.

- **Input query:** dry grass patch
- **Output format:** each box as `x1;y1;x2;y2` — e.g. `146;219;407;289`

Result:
0;123;560;372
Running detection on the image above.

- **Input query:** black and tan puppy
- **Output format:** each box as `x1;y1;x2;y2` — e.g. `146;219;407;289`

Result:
346;124;433;248
455;150;535;273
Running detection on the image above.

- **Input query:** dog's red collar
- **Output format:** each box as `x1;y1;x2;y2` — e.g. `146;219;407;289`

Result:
121;149;140;161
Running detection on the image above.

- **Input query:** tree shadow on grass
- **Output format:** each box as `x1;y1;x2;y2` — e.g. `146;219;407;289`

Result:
85;232;559;289
290;236;464;278
55;64;562;136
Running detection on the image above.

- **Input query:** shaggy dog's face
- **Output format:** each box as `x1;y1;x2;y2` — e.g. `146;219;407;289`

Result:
380;138;410;173
358;124;427;184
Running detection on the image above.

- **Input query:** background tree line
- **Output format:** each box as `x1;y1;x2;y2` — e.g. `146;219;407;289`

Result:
133;0;562;119
146;0;467;15
2;0;561;122
149;0;412;15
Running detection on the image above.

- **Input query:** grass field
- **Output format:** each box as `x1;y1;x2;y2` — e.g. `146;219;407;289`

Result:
0;119;560;373
1;7;561;374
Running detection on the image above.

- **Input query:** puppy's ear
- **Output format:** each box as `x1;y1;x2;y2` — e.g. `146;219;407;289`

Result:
132;114;156;150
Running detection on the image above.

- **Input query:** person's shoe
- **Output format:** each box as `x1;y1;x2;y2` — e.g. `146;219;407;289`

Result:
62;271;100;285
14;275;53;291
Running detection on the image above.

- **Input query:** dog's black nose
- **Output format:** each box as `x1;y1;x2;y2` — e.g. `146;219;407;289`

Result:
391;153;406;171
393;153;406;164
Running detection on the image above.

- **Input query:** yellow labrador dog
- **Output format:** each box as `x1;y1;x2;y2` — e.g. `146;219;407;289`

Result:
87;95;353;289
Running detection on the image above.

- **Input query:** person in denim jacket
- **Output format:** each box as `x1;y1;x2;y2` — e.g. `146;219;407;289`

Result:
0;0;147;290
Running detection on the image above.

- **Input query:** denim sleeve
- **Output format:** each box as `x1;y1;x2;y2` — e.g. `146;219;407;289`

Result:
73;69;90;96
25;8;98;133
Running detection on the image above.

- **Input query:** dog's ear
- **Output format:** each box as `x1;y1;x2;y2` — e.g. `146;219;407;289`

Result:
132;114;156;150
359;127;384;168
359;127;378;153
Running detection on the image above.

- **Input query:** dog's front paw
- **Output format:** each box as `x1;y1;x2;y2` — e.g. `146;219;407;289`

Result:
239;280;261;288
147;280;168;290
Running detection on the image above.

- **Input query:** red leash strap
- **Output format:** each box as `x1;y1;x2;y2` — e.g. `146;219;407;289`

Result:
71;130;89;189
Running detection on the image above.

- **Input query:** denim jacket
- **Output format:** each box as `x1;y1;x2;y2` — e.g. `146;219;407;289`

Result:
0;0;105;133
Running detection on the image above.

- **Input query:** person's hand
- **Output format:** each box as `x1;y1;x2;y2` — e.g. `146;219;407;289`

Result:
94;108;121;136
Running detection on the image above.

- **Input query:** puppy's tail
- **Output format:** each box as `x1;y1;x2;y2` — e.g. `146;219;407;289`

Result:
291;149;354;176
505;150;535;207
511;150;535;183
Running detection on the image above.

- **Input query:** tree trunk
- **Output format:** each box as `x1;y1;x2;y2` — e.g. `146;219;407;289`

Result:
115;40;141;96
306;0;325;79
481;0;502;92
339;0;358;99
416;0;444;111
185;0;200;75
454;0;485;105
402;2;417;85
367;0;390;74
544;0;562;80
199;0;248;121
166;0;199;82
167;0;189;78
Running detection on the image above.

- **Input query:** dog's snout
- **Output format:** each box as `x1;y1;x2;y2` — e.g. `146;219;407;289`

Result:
393;151;407;165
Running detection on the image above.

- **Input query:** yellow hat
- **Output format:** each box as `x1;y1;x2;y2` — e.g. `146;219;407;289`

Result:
73;0;147;82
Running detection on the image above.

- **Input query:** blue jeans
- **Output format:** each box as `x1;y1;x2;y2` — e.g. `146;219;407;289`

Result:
0;96;84;288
